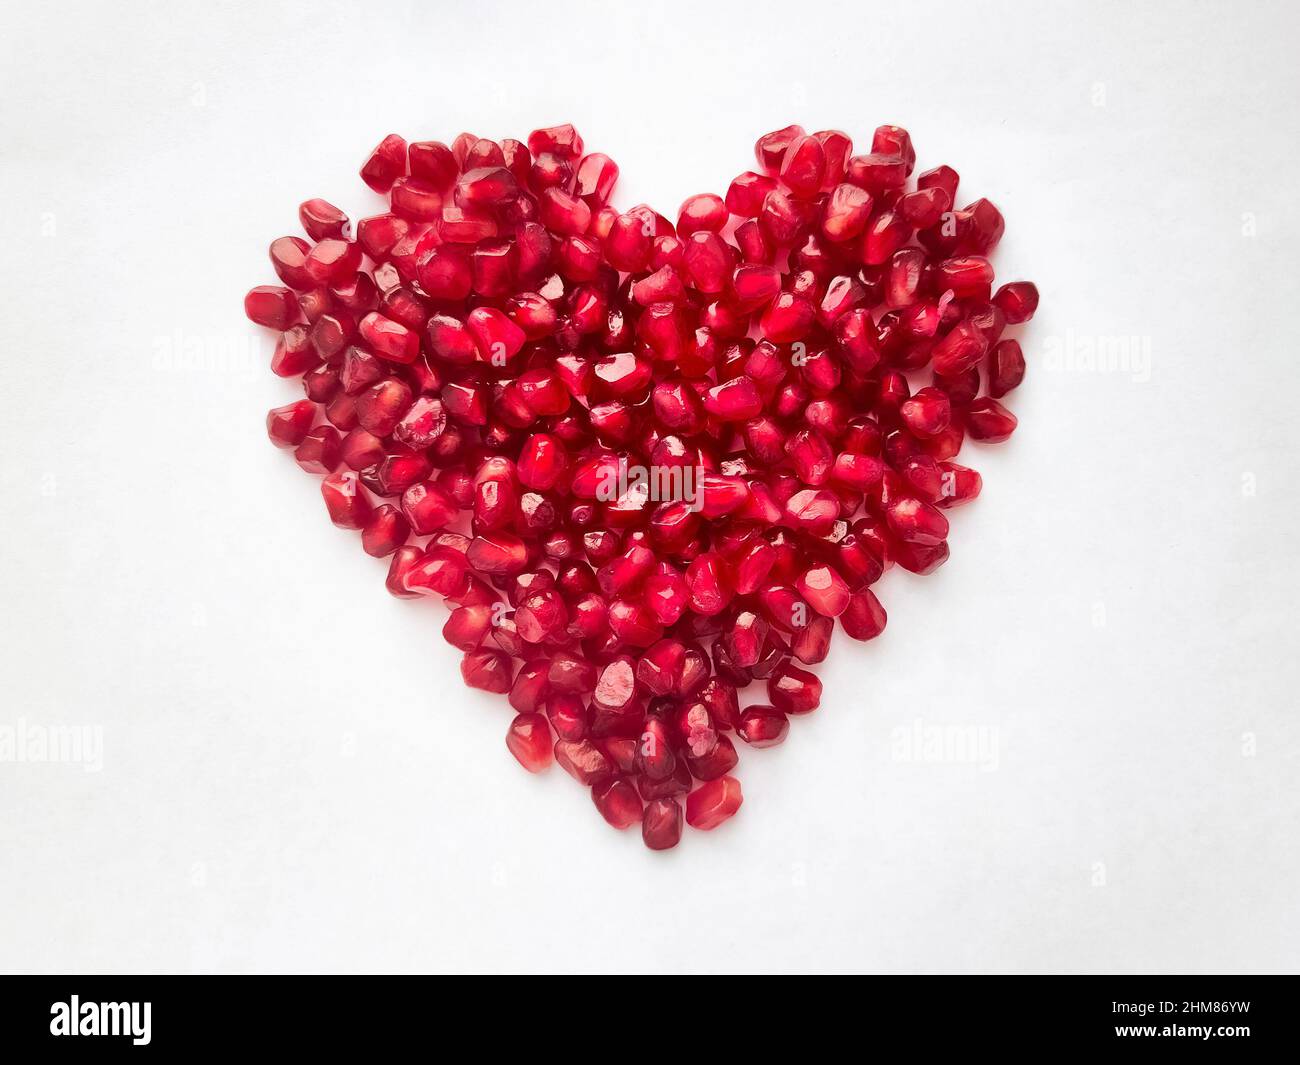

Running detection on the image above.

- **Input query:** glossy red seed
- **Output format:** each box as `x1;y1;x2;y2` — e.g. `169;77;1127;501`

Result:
988;339;1026;398
245;285;299;329
840;589;887;640
506;713;553;772
768;662;822;715
685;776;743;830
755;125;805;174
966;398;1018;441
737;705;789;748
641;798;683;850
592;778;643;829
360;134;407;192
266;400;315;448
993;281;1039;324
677;194;727;236
461;649;513;693
321;471;372;529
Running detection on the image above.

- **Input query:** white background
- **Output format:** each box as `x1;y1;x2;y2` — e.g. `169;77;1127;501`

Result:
2;0;1297;974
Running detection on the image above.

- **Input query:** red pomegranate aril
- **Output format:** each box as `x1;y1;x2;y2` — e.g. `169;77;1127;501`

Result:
687;731;738;782
791;613;834;664
988;339;1026;398
461;649;513;693
408;140;457;187
592;778;643;829
641;798;683;850
779;135;827;199
685;775;743;830
768;662;822;715
966;398;1018;441
755;125;804;174
840;589;887;640
245;285;299;329
294;426;341;474
992;281;1039;324
932;319;990;377
635;716;677;780
321;471;372;529
443;603;494;651
506;713;553;773
355;378;412;437
266;400;315;448
360;134;407;192
738;705;790;748
269;236;313;291
886;496;950;546
796;564;851;617
402;546;470;598
385;545;423;599
677;193;727;236
704;376;762;421
937;461;983;508
400;481;457;535
360;504;409;557
900;386;953;438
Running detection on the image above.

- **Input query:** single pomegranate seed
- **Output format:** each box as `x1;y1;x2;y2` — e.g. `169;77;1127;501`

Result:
266;400;315;448
768;662;822;714
554;738;613;786
320;471;372;529
245;285;299;329
592;778;644;829
461;649;513;693
992;281;1039;324
361;504;409;557
641;797;683;850
738;705;790;748
795;564;851;617
294;426;341;474
840;589;887;640
677;193;727;236
360;134;407;192
506;713;553;773
685;776;743;830
755;124;805;174
988;339;1026;398
966;398;1019;441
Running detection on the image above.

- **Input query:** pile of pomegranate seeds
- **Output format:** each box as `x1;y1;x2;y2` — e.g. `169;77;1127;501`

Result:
248;123;1036;851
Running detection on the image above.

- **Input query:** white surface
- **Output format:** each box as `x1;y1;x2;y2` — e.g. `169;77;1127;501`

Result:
1;0;1298;975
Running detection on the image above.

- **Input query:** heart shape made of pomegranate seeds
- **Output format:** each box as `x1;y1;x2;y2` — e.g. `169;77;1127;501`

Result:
249;123;1037;851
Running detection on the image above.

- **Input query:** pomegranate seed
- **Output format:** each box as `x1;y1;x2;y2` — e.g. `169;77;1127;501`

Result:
592;778;644;829
641;797;683;850
755;125;804;174
461;650;513;693
266;400;315;448
840;589;887;640
988;339;1026;398
321;471;372;529
685;776;743;830
360;134;407;192
966;398;1019;441
506;713;553;773
993;281;1039;324
245;286;299;329
738;705;789;748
